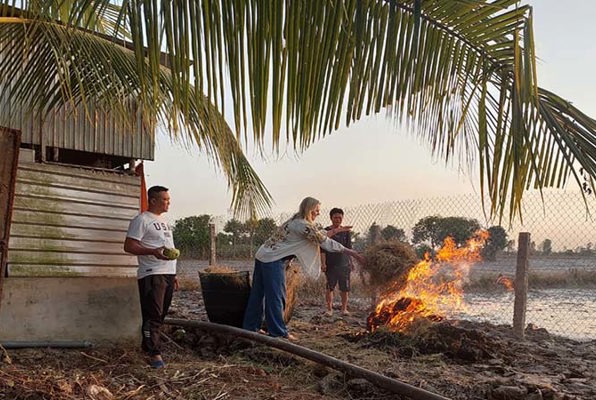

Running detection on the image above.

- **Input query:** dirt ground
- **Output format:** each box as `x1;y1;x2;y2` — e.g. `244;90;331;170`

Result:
1;269;595;400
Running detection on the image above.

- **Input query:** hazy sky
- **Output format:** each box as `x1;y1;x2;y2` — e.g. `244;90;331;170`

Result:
145;0;596;221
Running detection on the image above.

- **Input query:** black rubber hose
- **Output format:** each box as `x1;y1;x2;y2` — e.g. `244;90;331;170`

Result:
165;318;451;400
1;341;93;349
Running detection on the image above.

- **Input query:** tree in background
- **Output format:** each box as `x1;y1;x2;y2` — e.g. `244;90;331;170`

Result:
218;218;247;258
253;218;278;247
541;239;553;255
217;217;278;259
352;223;407;251
415;243;434;260
412;216;481;249
481;226;508;261
172;215;211;259
506;240;517;253
367;223;383;246
243;217;278;257
411;216;442;249
381;225;407;242
224;219;247;248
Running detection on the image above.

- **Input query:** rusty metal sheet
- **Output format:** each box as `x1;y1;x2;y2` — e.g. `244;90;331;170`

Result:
7;162;141;278
0;85;154;160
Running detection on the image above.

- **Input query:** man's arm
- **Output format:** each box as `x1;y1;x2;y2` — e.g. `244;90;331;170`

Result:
124;237;169;260
326;225;352;237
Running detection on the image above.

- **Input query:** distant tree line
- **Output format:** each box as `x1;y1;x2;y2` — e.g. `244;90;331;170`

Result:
172;213;593;260
172;216;277;259
526;238;593;256
216;217;277;258
352;216;508;261
172;214;510;261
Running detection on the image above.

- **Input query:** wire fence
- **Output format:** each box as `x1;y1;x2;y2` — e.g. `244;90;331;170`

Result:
210;190;595;340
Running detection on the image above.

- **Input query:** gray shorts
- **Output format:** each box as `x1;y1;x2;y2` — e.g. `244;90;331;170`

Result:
325;265;350;292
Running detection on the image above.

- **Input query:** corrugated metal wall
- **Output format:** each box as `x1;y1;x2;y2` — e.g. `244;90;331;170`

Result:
7;155;141;277
0;84;154;160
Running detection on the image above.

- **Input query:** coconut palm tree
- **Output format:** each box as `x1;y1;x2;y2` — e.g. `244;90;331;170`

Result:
1;0;594;219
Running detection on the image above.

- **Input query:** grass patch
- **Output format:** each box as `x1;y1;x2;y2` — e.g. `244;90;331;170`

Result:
529;268;596;288
465;269;596;291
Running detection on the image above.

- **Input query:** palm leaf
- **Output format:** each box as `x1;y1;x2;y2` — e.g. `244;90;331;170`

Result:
1;0;595;220
0;8;271;217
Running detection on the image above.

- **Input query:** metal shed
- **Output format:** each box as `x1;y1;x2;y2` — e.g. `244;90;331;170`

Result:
0;96;153;341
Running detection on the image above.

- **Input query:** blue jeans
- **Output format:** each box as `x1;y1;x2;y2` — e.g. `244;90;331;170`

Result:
242;259;287;337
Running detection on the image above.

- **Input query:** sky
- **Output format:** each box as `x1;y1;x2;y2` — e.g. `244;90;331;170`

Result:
145;0;596;222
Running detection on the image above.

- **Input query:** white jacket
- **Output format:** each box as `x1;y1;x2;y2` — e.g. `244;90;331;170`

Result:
255;218;345;278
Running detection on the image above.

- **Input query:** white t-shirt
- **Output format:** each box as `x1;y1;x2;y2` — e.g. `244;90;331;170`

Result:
126;211;177;279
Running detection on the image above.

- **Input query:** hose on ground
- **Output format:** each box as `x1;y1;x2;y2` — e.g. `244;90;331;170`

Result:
165;318;450;400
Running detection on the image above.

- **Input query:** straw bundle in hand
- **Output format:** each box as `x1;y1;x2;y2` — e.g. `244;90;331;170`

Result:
361;240;419;291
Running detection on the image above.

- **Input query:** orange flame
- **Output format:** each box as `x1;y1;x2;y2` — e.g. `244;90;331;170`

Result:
367;230;490;332
496;274;515;291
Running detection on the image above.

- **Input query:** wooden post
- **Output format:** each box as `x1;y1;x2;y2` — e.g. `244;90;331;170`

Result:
513;232;530;338
0;128;21;311
209;223;216;266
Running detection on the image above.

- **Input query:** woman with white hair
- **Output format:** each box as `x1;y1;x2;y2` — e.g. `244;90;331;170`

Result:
243;197;364;340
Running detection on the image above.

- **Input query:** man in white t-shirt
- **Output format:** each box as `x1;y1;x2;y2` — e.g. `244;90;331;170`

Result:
124;185;178;369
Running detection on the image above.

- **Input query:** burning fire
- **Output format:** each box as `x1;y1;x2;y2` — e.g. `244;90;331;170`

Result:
367;230;490;332
496;274;515;291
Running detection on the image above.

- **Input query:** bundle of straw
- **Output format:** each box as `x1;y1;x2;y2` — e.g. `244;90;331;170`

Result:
284;261;301;323
201;265;247;287
361;240;419;291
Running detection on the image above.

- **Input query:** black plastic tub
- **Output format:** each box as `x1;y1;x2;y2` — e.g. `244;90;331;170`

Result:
198;271;251;328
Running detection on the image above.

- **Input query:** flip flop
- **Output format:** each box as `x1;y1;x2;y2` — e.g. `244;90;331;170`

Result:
150;359;166;369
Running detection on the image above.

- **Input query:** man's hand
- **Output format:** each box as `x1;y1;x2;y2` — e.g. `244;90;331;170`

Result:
124;238;171;260
152;247;170;260
321;264;327;273
327;225;353;237
174;277;180;291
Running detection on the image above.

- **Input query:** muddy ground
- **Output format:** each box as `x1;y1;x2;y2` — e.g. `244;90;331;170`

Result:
0;262;595;400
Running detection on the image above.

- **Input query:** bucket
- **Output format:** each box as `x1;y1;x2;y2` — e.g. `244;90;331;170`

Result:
199;271;251;328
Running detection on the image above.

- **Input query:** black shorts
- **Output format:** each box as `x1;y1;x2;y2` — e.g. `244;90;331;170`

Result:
325;265;350;292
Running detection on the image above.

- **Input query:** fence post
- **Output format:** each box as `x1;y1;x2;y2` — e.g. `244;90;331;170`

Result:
513;232;530;338
209;223;216;266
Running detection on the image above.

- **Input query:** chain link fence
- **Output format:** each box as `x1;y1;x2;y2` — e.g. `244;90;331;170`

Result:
210;190;595;340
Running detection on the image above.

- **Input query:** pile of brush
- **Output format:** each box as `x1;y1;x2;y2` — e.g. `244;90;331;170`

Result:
360;240;419;292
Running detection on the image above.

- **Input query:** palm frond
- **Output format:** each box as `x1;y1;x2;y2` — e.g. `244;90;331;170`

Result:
1;0;595;220
0;11;272;217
